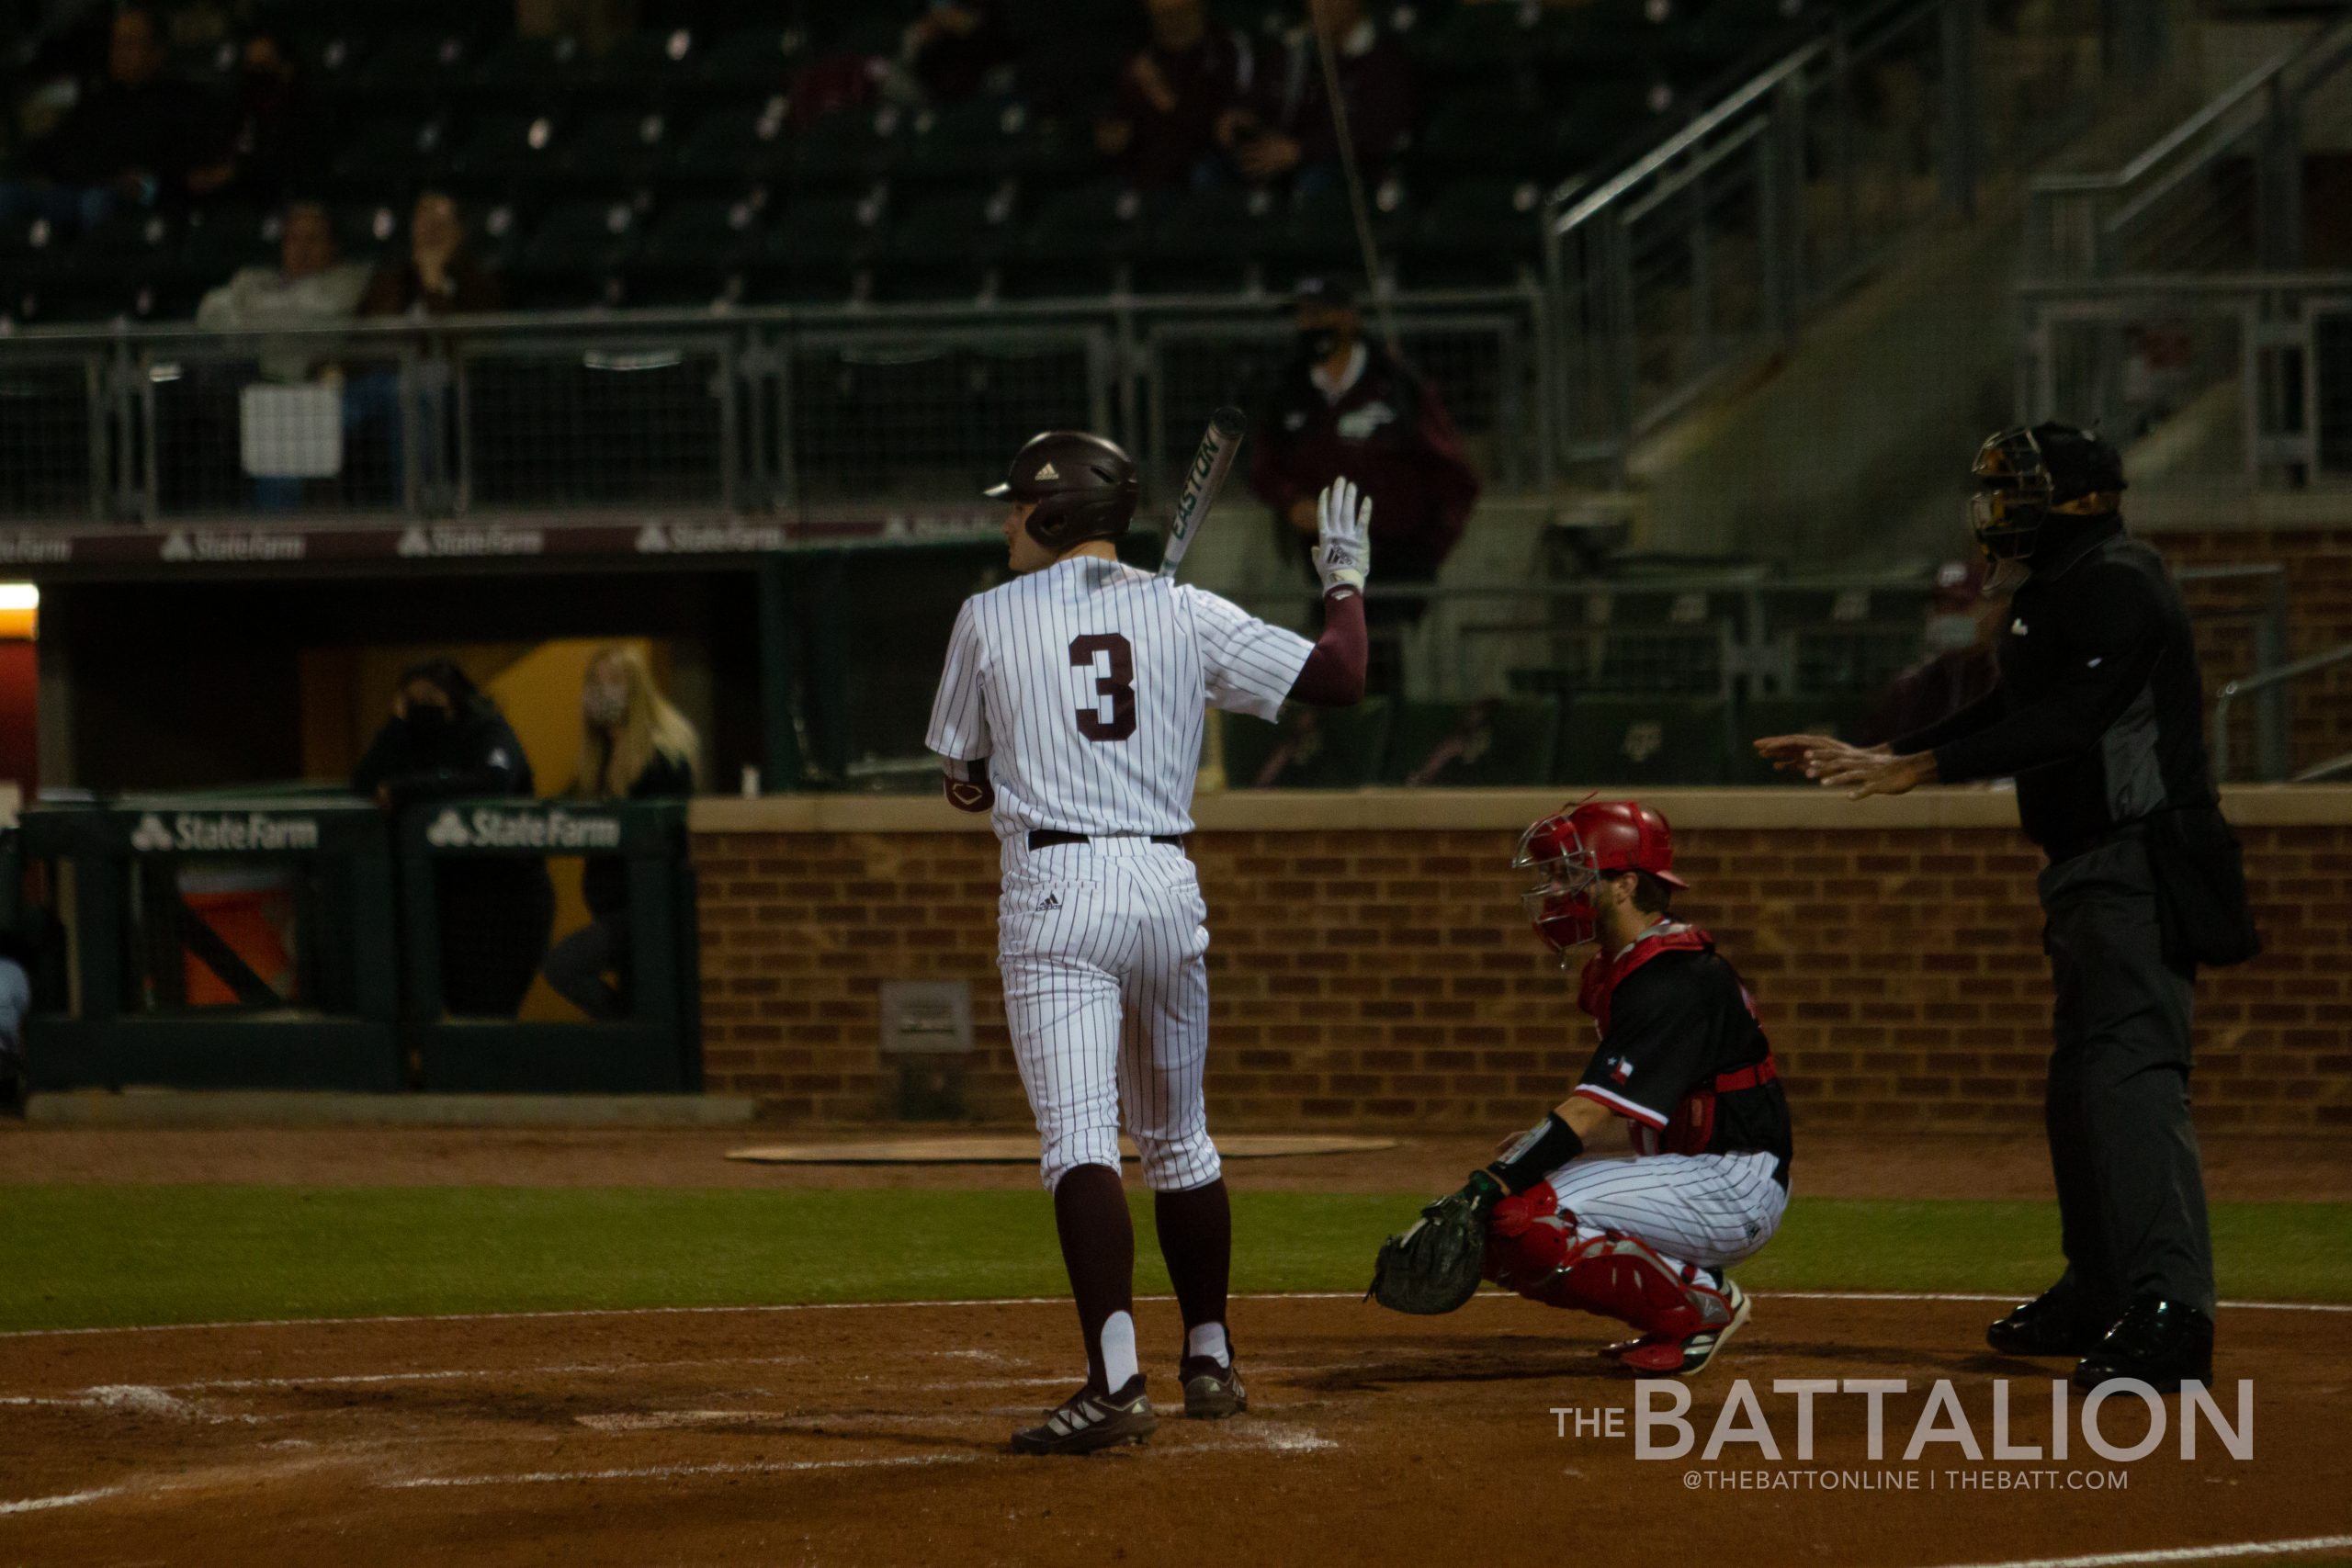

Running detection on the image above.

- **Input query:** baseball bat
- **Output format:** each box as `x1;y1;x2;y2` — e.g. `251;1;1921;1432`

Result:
1157;405;1249;579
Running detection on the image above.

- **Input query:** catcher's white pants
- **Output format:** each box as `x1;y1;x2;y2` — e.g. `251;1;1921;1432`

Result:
998;838;1219;1194
1538;1150;1789;1273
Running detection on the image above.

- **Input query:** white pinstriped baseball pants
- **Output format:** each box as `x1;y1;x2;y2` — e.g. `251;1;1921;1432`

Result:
1536;1150;1789;1272
998;838;1221;1194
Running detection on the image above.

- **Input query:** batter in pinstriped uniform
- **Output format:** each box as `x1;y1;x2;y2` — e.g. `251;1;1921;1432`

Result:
1407;799;1793;1377
927;429;1371;1455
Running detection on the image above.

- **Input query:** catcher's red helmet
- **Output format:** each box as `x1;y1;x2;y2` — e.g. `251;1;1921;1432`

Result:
1512;799;1688;956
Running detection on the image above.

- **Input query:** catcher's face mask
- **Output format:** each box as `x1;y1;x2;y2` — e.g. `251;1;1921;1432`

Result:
1514;816;1600;960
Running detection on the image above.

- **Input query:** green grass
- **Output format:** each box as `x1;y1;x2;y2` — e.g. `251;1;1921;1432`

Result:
1;1187;2346;1333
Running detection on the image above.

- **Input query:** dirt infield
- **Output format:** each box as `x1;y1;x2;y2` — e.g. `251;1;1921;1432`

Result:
3;1293;2346;1568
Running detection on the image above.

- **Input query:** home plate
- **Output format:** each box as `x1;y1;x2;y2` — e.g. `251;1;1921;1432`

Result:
725;1134;1399;1165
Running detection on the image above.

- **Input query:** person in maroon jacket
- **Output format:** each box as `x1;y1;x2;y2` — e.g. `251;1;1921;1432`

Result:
1096;0;1257;190
1216;0;1416;194
1249;277;1481;646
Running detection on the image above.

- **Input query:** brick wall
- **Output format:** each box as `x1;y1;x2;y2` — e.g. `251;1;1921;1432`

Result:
692;792;2352;1138
2151;522;2352;775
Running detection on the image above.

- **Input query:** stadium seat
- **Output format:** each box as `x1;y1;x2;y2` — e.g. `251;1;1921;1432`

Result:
561;110;676;189
176;204;277;284
1000;181;1150;299
792;105;905;193
349;29;476;111
1222;699;1393;789
327;116;457;199
1136;186;1279;294
508;200;642;308
1556;696;1733;785
893;96;1037;189
666;101;794;190
694;26;813;97
632;195;776;301
1401;178;1546;288
1733;695;1869;783
753;192;889;303
451;112;570;195
1381;699;1561;787
1412;101;1555;182
874;190;1018;301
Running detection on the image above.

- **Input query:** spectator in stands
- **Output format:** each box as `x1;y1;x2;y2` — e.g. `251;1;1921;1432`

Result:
901;0;1014;107
359;193;505;319
1096;0;1256;190
1249;276;1480;674
196;200;371;511
542;648;698;1021
1216;0;1415;196
0;7;230;233
216;24;319;209
353;660;555;1019
1859;559;2007;747
194;202;369;363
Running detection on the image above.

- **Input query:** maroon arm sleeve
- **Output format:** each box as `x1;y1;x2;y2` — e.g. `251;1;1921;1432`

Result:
1287;588;1366;706
941;757;994;813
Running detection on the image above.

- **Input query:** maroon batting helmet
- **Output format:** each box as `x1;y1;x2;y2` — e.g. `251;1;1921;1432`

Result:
985;430;1140;553
1512;799;1688;956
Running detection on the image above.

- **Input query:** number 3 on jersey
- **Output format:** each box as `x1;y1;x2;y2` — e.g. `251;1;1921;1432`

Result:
1069;633;1136;742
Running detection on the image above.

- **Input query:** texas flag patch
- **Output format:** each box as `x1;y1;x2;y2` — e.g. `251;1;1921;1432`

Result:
1606;1055;1634;1085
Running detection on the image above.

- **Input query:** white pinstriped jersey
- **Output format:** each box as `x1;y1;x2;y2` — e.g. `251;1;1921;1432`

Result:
927;556;1312;840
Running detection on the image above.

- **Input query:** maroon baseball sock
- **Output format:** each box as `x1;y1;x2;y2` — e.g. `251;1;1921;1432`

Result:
1154;1178;1232;1363
1053;1163;1136;1392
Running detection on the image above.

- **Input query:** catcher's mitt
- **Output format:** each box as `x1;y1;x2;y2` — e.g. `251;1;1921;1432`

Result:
1367;1175;1499;1315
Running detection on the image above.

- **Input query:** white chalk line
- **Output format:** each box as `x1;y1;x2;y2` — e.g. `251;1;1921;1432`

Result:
1924;1535;2352;1568
6;1288;2346;1342
385;1419;1340;1492
0;1485;126;1517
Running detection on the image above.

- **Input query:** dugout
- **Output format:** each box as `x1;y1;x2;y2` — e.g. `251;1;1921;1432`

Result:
16;791;402;1090
401;796;700;1092
12;792;702;1094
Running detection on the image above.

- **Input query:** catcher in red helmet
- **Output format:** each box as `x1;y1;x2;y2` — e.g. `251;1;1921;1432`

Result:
1370;800;1792;1377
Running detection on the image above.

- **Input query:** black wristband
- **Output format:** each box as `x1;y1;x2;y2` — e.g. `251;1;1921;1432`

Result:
1487;1112;1584;1196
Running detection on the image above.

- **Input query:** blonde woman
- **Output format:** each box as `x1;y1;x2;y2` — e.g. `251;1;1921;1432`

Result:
542;648;697;1020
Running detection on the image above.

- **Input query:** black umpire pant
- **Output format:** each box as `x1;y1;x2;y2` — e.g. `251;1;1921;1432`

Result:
2038;837;2217;1319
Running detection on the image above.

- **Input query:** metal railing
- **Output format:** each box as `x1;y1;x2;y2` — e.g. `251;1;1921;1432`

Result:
2015;13;2352;485
2212;641;2352;783
2023;17;2352;281
2017;274;2352;484
0;289;1547;524
1546;0;2109;472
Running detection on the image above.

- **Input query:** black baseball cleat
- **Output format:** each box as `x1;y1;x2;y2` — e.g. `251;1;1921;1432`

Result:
1179;1355;1247;1419
1010;1374;1157;1456
2073;1296;2215;1393
1987;1281;2107;1359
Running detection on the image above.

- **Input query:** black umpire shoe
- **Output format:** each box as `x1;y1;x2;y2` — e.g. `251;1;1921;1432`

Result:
2074;1296;2215;1393
1010;1374;1157;1456
1986;1281;2107;1358
1179;1355;1247;1419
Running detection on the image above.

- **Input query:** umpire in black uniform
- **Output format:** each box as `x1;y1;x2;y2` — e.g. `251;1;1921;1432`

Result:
1758;423;2258;1391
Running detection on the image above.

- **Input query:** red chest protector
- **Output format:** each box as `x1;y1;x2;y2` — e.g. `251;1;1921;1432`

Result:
1578;925;1777;1156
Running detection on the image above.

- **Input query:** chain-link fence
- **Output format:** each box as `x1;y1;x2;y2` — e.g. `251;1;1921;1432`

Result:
0;292;1543;524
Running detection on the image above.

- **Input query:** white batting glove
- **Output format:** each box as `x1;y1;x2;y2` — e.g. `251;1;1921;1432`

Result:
1311;477;1371;596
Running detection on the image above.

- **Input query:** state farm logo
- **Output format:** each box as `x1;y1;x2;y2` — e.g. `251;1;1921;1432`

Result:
130;811;321;852
397;525;545;558
424;807;622;850
636;521;790;554
159;529;304;564
0;533;71;564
